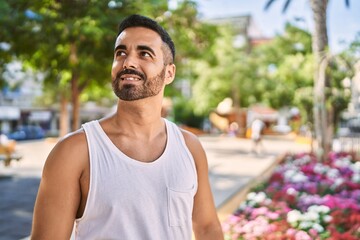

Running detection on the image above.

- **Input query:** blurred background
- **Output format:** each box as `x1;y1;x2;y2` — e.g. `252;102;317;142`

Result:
0;0;359;144
1;1;360;239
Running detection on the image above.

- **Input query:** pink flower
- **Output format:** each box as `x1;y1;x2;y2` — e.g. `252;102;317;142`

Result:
221;223;231;232
286;228;296;236
308;228;318;237
225;214;243;225
323;195;360;210
251;207;268;218
295;230;312;240
267;212;280;220
222;151;360;239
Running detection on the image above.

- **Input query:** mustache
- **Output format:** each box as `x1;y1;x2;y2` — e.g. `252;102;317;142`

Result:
116;68;146;81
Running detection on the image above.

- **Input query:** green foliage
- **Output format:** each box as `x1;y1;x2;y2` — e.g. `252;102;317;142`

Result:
191;22;315;119
328;32;360;127
1;0;218;111
161;0;219;95
1;0;128;105
294;86;314;123
190;26;235;115
173;96;204;128
244;24;316;124
80;79;115;106
2;0;357;130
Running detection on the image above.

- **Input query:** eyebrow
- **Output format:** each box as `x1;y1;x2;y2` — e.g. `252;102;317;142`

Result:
114;44;126;52
137;45;156;56
114;44;156;57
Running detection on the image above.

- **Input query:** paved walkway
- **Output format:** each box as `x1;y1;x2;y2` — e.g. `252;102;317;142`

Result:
0;135;310;240
200;135;310;220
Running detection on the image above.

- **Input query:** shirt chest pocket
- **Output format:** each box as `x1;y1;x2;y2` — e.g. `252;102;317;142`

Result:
167;186;195;227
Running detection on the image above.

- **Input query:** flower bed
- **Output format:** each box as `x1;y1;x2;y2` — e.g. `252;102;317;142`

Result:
222;152;360;240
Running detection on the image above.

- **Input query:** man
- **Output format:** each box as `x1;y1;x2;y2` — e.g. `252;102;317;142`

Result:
31;14;224;240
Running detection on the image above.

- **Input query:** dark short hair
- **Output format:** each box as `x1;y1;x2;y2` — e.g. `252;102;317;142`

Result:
118;14;175;63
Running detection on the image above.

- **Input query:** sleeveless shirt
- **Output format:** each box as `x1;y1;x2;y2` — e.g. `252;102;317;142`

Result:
74;119;198;240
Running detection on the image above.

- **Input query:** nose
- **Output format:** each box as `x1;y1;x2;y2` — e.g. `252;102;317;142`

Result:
122;54;138;69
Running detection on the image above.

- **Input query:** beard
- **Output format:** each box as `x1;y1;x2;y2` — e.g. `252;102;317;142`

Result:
112;67;166;101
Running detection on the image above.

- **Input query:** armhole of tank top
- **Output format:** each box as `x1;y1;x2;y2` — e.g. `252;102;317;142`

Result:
75;121;94;223
168;120;198;192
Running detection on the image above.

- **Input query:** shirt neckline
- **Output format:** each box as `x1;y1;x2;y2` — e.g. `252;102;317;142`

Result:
93;118;169;166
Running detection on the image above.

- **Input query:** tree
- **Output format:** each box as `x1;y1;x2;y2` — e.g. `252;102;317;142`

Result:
191;23;313;107
190;22;315;133
1;0;134;134
191;26;235;115
265;0;351;159
251;24;313;109
1;0;218;135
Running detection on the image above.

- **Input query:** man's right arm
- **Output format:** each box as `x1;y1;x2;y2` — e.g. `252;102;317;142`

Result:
31;132;88;240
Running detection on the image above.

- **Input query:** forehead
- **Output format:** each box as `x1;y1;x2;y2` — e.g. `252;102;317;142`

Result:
115;27;163;49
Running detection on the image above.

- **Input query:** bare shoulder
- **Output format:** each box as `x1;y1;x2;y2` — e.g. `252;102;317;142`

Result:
44;129;88;176
57;129;88;152
180;128;206;167
180;128;203;150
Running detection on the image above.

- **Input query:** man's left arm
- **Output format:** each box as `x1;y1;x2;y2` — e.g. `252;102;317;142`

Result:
181;130;224;240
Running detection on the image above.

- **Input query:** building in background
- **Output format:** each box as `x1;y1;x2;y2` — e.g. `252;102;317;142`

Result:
0;61;57;136
205;14;271;50
0;61;113;138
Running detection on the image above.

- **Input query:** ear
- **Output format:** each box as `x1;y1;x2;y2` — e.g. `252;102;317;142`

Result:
164;64;176;85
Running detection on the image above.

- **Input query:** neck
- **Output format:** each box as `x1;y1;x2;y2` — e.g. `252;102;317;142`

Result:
111;96;165;137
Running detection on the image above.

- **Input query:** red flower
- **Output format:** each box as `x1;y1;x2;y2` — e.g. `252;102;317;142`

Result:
269;172;284;183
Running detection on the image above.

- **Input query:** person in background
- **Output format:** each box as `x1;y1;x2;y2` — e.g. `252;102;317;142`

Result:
250;119;265;155
31;14;223;240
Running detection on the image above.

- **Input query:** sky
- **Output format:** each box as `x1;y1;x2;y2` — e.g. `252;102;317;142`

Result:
195;0;360;53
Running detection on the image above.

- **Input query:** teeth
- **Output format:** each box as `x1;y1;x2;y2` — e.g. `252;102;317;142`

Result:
122;77;139;81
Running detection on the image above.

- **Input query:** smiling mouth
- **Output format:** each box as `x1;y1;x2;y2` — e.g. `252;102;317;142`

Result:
120;75;142;81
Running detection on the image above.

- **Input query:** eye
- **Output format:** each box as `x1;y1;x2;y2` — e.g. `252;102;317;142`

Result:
115;50;126;57
140;51;151;58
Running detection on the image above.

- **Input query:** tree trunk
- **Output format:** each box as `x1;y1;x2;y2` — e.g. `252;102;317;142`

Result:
59;92;69;137
232;73;244;136
71;73;81;131
69;43;81;131
310;0;332;160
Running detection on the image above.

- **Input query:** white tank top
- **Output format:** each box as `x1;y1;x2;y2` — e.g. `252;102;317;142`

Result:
74;119;198;240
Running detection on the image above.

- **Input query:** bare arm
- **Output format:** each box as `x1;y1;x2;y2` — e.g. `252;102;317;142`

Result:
31;132;88;239
182;130;224;240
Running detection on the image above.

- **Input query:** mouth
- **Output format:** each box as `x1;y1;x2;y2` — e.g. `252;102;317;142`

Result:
120;74;142;82
116;68;145;83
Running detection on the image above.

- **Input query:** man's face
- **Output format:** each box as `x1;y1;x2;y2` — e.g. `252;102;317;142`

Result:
111;27;171;101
